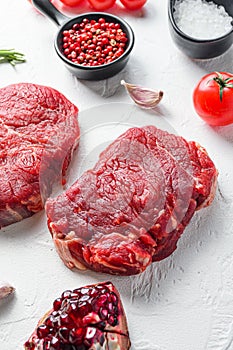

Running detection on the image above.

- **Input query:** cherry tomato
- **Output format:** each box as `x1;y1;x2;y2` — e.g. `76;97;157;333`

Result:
87;0;116;10
60;0;83;6
193;72;233;126
120;0;147;10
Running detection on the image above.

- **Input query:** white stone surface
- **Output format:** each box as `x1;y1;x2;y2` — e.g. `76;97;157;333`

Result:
0;0;233;349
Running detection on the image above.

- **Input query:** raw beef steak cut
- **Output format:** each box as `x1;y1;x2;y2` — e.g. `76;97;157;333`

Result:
0;83;79;229
46;126;218;275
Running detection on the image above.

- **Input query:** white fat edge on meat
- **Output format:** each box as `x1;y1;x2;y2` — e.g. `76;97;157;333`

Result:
90;231;150;269
5;204;24;221
193;178;204;189
169;215;178;231
90;255;127;273
50;225;87;270
21;194;42;211
137;255;151;266
92;247;150;270
196;174;218;210
193;141;218;210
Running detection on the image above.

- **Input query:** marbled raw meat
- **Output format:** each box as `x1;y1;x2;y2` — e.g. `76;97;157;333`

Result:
46;126;217;275
0;83;79;228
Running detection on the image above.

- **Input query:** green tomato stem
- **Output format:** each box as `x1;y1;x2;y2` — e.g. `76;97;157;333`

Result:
213;72;233;102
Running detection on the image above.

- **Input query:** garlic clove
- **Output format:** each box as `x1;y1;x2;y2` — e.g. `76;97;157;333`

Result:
121;80;163;109
0;282;15;300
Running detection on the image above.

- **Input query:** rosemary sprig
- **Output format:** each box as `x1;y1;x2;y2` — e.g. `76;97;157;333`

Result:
0;49;26;66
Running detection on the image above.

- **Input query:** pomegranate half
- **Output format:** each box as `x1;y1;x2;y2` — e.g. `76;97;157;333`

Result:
24;281;130;350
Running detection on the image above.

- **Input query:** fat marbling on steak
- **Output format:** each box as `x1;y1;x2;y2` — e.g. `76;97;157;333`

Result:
0;83;79;229
46;126;218;275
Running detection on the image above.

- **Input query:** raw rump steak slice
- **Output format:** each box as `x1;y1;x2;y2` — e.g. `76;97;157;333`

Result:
46;126;218;276
0;83;79;229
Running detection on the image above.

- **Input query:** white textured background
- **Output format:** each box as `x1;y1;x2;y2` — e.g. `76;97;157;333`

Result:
0;0;233;349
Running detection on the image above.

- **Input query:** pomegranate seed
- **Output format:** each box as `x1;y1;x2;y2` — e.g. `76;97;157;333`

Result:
50;336;59;350
69;327;85;344
99;307;108;320
108;314;118;326
37;325;49;339
58;327;69;342
110;292;118;305
24;283;129;350
61;290;72;299
43;339;51;350
61;17;128;67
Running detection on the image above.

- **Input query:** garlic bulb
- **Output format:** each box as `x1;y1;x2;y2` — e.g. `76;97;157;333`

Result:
121;80;163;109
0;281;15;300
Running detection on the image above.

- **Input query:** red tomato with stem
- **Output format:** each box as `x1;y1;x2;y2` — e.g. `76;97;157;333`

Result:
120;0;147;10
193;72;233;126
87;0;116;10
60;0;84;6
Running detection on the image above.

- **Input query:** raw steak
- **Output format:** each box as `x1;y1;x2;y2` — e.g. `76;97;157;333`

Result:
46;126;218;275
0;83;79;229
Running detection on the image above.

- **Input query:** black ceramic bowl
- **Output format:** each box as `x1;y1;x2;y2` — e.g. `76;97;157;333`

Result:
168;0;233;59
32;0;134;80
55;13;134;80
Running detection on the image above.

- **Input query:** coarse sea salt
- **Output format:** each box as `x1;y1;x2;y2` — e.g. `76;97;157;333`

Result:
174;0;233;40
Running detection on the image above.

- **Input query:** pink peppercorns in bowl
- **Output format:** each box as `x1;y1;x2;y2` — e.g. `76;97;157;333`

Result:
55;12;135;80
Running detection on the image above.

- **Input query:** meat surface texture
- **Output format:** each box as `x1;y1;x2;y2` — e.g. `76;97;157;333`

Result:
46;126;218;276
0;83;79;229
